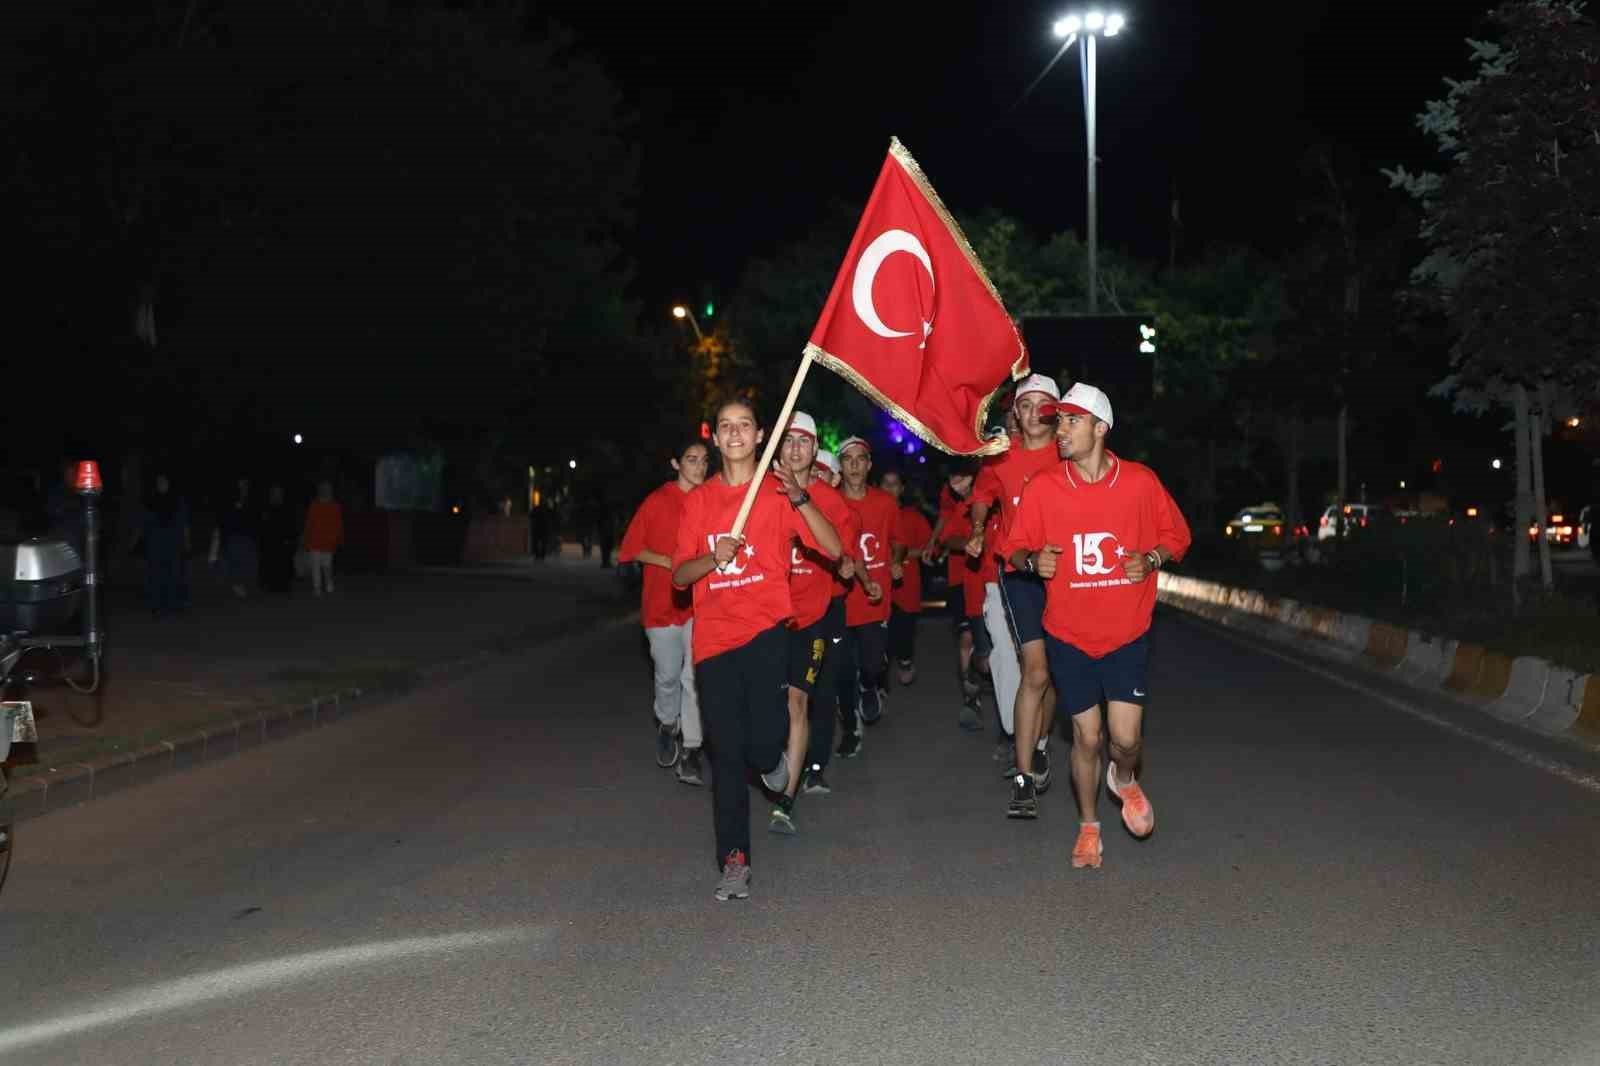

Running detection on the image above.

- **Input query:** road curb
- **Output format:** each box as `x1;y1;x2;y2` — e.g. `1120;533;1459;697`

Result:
0;608;639;825
1155;572;1595;748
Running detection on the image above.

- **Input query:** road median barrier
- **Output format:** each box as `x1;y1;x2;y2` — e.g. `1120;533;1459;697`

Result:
1156;571;1597;748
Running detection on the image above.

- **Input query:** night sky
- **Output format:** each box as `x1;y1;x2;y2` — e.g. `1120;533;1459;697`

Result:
537;0;1490;308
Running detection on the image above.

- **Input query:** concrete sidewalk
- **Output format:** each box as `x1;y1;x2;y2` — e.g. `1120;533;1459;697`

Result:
2;548;636;815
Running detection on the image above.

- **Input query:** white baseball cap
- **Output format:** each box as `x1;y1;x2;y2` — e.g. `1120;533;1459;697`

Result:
1047;382;1114;428
786;412;817;439
838;436;872;457
1013;373;1061;403
814;450;841;475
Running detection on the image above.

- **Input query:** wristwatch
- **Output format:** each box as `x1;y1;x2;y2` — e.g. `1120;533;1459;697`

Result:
789;489;811;509
1025;552;1037;574
1145;550;1161;571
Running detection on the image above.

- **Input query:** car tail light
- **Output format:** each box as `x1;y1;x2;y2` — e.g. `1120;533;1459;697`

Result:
1273;525;1282;536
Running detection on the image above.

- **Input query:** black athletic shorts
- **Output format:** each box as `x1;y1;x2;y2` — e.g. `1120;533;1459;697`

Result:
1000;569;1048;646
787;619;828;695
1045;633;1149;716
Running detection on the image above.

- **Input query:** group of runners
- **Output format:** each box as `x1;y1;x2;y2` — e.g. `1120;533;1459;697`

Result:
618;374;1193;901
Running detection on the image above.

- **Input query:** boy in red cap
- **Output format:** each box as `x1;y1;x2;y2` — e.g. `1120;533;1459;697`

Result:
673;399;842;900
1003;383;1191;869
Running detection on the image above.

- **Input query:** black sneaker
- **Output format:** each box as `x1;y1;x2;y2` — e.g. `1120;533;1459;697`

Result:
836;729;863;759
768;795;797;835
674;748;703;786
654;722;680;768
859;684;884;724
803;766;832;794
1007;772;1038;819
1032;745;1051;793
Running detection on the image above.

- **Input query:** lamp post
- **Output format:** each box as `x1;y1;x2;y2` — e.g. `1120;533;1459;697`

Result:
1051;10;1124;312
671;304;705;343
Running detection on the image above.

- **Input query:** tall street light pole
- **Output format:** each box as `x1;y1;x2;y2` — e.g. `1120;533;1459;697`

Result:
1052;10;1124;313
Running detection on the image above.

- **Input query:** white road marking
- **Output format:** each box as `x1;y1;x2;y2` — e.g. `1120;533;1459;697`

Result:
0;925;545;1055
1177;614;1600;795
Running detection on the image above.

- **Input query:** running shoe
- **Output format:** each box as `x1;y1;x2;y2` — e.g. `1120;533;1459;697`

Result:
803;766;831;794
1106;763;1155;837
958;698;981;732
1006;773;1038;819
859;684;884;724
715;850;751;901
1032;744;1051;793
1071;823;1103;869
896;659;916;686
760;752;790;794
768;796;797;835
836;729;863;759
674;748;703;787
654;721;680;768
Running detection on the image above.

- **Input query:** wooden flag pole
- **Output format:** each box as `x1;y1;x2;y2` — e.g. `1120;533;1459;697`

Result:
729;350;816;541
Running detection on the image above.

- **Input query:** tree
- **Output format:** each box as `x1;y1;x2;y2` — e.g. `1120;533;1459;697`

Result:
1385;0;1600;596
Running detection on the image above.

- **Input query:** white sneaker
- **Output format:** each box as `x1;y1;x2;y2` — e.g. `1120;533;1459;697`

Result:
760;752;789;793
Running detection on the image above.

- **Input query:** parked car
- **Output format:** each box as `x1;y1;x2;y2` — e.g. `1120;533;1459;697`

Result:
1315;503;1390;541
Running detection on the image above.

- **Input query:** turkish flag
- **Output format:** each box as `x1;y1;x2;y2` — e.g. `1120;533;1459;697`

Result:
805;138;1028;455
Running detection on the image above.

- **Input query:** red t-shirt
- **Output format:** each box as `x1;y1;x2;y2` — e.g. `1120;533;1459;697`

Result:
972;438;1059;570
617;481;694;628
892;506;933;613
673;473;834;664
842;485;898;626
964;507;1002;612
938;484;974;588
1001;452;1192;658
789;479;856;629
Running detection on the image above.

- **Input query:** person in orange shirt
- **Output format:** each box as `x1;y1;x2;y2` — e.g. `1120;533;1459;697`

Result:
301;481;344;597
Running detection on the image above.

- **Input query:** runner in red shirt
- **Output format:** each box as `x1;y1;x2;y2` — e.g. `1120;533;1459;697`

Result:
801;443;858;790
833;436;896;754
966;374;1064;817
618;440;708;784
922;470;992;732
1004;383;1191;870
672;399;842;901
881;469;931;687
768;412;857;834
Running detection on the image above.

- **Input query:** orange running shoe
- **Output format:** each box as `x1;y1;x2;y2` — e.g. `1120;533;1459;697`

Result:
1070;823;1103;869
1106;764;1155;837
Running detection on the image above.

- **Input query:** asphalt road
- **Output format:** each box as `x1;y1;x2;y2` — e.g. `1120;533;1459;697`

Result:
2;606;1599;1065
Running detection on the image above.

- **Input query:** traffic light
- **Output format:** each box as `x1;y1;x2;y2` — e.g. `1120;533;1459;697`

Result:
704;302;714;319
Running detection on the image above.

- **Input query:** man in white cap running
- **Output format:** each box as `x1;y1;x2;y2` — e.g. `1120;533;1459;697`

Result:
1003;383;1191;868
967;373;1065;819
834;435;894;756
770;412;856;833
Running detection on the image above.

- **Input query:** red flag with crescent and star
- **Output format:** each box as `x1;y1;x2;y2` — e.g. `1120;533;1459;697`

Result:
804;138;1029;456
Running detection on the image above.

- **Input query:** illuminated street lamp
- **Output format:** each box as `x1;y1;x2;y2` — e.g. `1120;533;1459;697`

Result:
293;433;303;445
1051;9;1125;311
1492;458;1503;470
671;304;705;342
569;459;578;470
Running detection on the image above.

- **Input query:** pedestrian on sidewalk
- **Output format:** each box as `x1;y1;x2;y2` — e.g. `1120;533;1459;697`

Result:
672;398;841;901
209;478;258;599
529;502;551;561
771;411;856;833
142;472;190;617
1003;383;1192;869
302;481;344;596
259;484;298;595
618;440;708;786
880;469;930;688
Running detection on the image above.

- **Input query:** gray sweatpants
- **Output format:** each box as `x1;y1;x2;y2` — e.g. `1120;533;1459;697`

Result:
645;620;702;749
